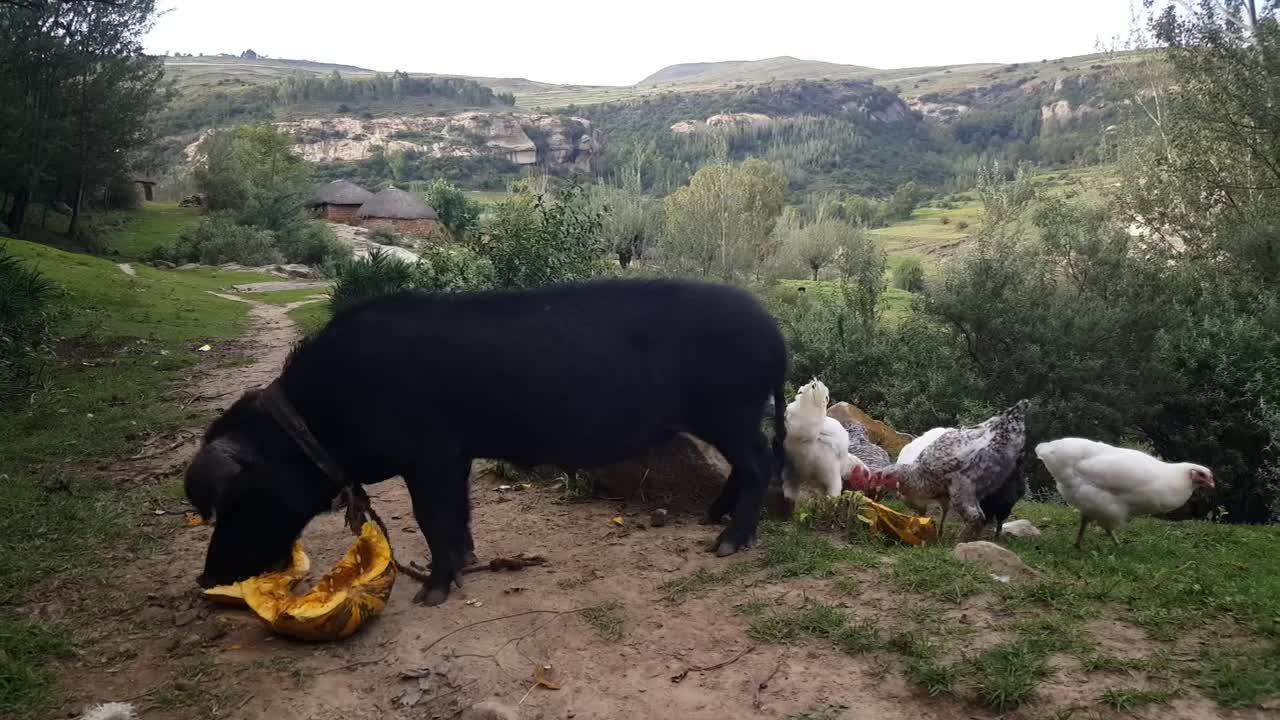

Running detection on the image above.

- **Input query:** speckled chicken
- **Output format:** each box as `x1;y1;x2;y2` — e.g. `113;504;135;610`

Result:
843;419;891;470
849;400;1029;537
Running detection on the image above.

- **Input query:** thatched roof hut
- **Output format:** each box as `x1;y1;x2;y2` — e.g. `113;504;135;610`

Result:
357;188;439;221
356;188;440;236
311;180;373;223
312;179;373;207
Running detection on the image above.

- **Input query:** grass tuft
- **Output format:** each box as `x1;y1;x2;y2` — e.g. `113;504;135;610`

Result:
580;602;624;642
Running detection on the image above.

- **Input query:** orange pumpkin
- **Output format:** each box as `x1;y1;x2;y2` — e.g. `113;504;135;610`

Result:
202;542;310;606
241;521;396;641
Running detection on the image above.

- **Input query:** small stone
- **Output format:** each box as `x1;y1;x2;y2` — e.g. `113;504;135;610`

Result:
650;508;669;527
460;700;519;720
1001;519;1041;538
953;541;1035;580
172;609;198;627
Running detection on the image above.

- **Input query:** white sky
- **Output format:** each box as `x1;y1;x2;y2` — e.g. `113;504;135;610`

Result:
144;0;1139;86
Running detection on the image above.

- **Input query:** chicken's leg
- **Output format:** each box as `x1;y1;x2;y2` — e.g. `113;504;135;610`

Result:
1074;515;1090;548
937;505;948;538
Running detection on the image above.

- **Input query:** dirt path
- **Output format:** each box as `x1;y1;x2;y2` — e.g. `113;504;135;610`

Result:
47;295;1255;720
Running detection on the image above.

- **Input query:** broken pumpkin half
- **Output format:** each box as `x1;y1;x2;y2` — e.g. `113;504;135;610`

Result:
202;541;311;606
204;521;396;641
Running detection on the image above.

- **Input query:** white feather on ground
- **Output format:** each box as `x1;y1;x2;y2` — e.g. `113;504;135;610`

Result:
782;379;865;501
1036;437;1214;547
79;703;139;720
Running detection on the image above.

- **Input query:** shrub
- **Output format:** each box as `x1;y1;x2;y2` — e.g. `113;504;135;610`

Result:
417;244;494;291
366;225;406;247
173;212;281;266
956;220;970;230
892;257;926;293
0;248;57;398
940;216;951;225
482;184;609;289
327;248;420;313
276;221;347;266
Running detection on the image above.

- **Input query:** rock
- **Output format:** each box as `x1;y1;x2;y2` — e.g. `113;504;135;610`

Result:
587;433;729;511
1000;519;1041;538
650;508;669;527
151;260;176;269
176;263;201;271
826;402;911;459
258;112;595;171
218;263;243;272
953;541;1035;580
278;263;315;278
460;700;519;720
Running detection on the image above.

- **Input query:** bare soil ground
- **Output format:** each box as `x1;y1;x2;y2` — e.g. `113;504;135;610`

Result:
39;295;1267;720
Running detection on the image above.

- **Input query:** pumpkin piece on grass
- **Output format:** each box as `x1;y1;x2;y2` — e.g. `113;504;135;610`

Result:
201;542;310;606
242;520;396;641
854;493;937;546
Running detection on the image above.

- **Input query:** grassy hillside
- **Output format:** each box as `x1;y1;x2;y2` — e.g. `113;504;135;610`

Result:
639;56;874;86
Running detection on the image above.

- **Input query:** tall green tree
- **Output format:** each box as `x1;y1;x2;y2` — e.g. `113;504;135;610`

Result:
660;158;787;282
0;0;167;237
424;178;482;242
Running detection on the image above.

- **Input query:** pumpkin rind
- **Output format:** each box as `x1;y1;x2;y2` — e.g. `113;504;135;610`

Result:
239;521;396;641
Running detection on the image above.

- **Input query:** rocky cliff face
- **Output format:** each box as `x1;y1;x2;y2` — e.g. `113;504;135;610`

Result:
185;112;595;171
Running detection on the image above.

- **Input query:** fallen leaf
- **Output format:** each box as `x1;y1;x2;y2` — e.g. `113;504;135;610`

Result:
670;669;688;684
197;344;211;352
183;512;206;527
611;516;624;526
399;667;434;679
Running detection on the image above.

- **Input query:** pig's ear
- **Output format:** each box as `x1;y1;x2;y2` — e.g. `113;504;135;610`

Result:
186;436;257;521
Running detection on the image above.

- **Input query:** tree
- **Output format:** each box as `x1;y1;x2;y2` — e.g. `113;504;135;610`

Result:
793;219;844;281
887;180;920;221
0;0;167;238
481;182;609;289
660;159;787;282
424;178;481;242
833;223;886;329
892;257;926;292
589;163;660;269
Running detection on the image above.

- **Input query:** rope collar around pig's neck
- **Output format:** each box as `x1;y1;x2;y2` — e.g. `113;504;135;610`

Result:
259;380;350;498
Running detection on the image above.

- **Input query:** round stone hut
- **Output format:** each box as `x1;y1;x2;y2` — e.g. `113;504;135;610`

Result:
311;179;373;224
356;188;440;236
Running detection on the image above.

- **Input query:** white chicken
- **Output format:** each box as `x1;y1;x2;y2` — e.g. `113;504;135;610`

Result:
782;379;865;501
1035;438;1215;548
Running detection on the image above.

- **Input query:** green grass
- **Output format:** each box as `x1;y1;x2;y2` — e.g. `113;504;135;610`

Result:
970;638;1053;711
1100;687;1179;711
714;503;1280;712
0;236;262;716
103;204;201;258
580;602;624;642
0;621;72;715
288;300;331;337
884;546;994;602
747;604;847;643
245;287;330;305
870;200;981;265
661;560;760;602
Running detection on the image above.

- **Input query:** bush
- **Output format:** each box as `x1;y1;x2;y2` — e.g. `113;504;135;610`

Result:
327;248;421;313
892;258;926;293
482;184;609;289
366;225;407;247
276;221;347;266
940;216;951;225
173;212;281;266
417;244;494;291
0;248;57;398
956;221;970;230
